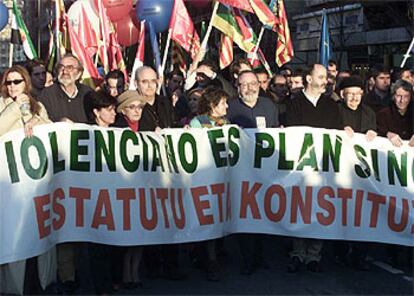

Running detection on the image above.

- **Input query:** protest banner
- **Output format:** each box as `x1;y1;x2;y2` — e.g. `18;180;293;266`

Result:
0;123;413;264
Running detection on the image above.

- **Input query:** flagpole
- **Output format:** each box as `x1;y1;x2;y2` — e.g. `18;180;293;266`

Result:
9;44;14;67
400;37;414;68
161;29;172;76
55;0;60;61
251;26;265;64
37;0;41;58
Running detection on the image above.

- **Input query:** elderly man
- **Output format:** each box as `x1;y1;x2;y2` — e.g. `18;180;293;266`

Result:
227;70;279;275
285;64;342;273
377;79;413;147
39;53;93;123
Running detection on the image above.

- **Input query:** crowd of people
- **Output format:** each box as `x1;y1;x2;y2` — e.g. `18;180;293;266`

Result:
0;54;413;295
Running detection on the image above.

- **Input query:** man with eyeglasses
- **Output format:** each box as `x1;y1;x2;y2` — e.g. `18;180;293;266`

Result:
39;53;93;123
227;70;279;275
285;64;342;274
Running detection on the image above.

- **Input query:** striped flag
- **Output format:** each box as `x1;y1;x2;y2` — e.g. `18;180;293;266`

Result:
219;34;233;69
11;0;37;60
129;21;145;90
212;4;257;53
272;0;294;67
171;41;187;76
78;6;98;59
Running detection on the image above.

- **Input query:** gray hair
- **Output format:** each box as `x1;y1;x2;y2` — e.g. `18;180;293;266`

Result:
134;66;157;82
391;79;413;99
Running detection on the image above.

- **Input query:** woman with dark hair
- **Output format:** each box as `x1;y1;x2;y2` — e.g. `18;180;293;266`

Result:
0;65;53;295
190;87;229;128
85;90;117;127
189;87;229;282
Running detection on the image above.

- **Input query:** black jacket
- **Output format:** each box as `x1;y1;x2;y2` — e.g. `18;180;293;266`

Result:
139;95;179;131
338;102;376;133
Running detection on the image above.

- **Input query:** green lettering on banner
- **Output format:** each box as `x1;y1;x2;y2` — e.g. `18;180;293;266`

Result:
387;151;407;187
147;135;165;172
49;132;65;174
228;127;240;166
278;133;294;170
20;136;47;180
178;133;198;173
370;149;381;182
296;133;318;171
254;132;275;168
353;145;370;178
70;130;90;172
139;134;149;171
163;135;179;173
95;130;116;172
5;141;19;183
208;129;227;168
322;134;341;172
120;130;139;172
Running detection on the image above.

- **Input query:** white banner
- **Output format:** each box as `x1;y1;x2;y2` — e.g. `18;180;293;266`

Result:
0;123;413;264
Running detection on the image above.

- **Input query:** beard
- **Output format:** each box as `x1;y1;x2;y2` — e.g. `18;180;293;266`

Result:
241;90;259;103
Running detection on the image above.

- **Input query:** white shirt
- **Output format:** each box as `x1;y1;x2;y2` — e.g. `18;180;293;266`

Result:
302;90;321;107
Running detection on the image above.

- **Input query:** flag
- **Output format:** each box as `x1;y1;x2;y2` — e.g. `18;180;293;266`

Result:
219;34;233;69
212;4;257;53
169;0;200;60
319;9;331;68
233;8;254;43
11;0;37;60
97;0;111;73
171;42;187;76
129;21;145;90
272;0;294;67
148;21;163;77
218;0;278;27
55;0;68;60
78;6;98;58
66;15;102;88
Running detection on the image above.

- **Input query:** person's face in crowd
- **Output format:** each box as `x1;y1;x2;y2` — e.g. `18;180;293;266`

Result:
210;97;228;118
306;64;327;95
167;74;184;92
94;105;116;127
257;73;270;91
400;70;414;86
327;64;338;77
270;75;289;99
280;69;292;86
136;68;158;98
290;75;304;91
374;72;391;92
393;87;411;114
106;78;122;97
121;100;145;123
6;71;26;99
342;87;363;111
30;65;46;90
238;72;260;104
57;56;81;87
196;65;214;87
45;72;54;87
187;91;202;114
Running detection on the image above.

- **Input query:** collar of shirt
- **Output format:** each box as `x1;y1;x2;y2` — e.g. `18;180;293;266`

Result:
303;89;321;107
60;85;79;99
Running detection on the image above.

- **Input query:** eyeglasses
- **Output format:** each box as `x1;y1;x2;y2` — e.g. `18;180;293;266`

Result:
138;79;158;86
238;81;259;88
5;79;24;86
344;92;362;100
125;104;144;111
57;64;78;72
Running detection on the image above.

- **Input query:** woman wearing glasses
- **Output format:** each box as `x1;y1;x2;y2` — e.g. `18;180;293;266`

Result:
0;65;53;295
0;65;50;138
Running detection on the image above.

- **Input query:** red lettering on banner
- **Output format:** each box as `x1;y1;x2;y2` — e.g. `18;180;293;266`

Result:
354;190;364;227
337;188;352;226
387;196;409;232
211;183;225;223
52;188;65;230
69;187;91;227
367;192;386;228
91;189;115;230
191;186;214;225
291;186;312;224
316;186;335;226
139;188;157;230
33;194;51;239
226;182;231;221
170;189;185;229
156;188;170;228
263;185;286;222
240;181;262;219
116;189;135;230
